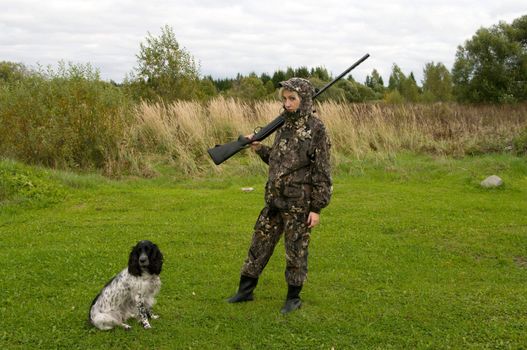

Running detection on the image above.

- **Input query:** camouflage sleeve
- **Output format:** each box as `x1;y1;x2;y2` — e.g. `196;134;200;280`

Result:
255;145;271;164
309;123;332;213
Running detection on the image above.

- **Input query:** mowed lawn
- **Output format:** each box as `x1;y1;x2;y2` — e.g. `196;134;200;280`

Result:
1;154;527;349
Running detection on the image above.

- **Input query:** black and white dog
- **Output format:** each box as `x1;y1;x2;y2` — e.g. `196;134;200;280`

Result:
89;240;164;330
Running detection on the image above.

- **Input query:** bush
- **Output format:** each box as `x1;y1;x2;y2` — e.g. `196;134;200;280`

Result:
384;90;405;104
0;62;134;175
512;128;527;155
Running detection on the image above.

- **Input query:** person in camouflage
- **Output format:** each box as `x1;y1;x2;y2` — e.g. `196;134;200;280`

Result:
227;77;332;314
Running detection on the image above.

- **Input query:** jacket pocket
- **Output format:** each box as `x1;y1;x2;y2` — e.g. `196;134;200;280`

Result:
283;184;303;198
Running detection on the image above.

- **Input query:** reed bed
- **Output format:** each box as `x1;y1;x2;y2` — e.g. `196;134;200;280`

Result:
127;98;527;176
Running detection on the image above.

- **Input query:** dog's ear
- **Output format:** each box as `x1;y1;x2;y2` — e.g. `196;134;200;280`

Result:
149;245;164;275
128;245;142;276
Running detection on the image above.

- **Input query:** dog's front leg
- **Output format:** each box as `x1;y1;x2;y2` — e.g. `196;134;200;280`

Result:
136;297;152;329
146;308;160;320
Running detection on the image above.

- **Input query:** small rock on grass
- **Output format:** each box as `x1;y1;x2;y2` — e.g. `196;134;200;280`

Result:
480;175;503;188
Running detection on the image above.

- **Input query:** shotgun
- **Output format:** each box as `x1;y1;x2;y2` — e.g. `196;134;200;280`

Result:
207;53;370;165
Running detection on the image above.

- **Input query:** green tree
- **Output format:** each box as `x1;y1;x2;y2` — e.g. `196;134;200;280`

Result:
0;61;28;83
365;69;385;95
401;72;420;102
271;70;286;88
335;79;360;101
388;64;406;92
294;66;310;78
384;90;405;104
388;65;420;102
211;76;234;92
355;83;377;101
130;25;200;102
422;62;453;102
226;75;267;100
452;15;527;103
285;67;295;79
264;80;275;95
310;66;331;81
312;78;375;103
260;72;272;85
197;77;218;101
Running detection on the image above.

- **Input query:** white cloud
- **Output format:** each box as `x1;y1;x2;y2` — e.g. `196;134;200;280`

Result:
0;0;525;83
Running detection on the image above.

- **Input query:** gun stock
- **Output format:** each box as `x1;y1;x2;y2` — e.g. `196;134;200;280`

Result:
207;136;251;165
207;115;285;165
207;54;370;165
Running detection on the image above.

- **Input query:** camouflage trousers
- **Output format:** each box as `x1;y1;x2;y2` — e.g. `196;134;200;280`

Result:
240;206;310;286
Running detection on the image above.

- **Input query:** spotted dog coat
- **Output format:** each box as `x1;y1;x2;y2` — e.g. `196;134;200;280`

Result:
241;78;332;286
89;240;163;330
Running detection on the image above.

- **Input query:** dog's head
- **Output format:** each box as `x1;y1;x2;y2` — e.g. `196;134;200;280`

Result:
128;240;164;276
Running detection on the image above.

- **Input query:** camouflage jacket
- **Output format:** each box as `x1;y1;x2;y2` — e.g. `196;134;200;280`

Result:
256;111;332;213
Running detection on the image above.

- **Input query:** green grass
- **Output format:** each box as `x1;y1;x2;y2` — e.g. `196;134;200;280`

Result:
1;154;527;349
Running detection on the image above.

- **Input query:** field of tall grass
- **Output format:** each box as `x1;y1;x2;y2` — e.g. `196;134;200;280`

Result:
128;99;527;176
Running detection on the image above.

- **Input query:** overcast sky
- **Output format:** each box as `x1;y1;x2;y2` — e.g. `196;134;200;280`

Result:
1;0;525;84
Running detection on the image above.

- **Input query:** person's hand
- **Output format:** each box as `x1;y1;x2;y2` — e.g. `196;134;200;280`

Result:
245;133;262;151
307;212;320;228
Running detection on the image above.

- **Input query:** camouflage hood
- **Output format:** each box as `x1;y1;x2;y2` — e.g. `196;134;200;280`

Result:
279;77;315;121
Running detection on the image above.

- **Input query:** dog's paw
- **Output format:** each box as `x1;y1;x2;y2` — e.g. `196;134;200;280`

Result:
122;324;132;331
143;323;152;329
150;314;160;320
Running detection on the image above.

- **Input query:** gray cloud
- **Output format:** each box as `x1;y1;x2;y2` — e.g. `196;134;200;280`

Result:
1;0;525;84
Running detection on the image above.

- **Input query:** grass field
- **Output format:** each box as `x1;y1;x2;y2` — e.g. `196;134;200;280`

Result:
1;154;527;349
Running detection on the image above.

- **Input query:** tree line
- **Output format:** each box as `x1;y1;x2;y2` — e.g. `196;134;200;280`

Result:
1;15;526;104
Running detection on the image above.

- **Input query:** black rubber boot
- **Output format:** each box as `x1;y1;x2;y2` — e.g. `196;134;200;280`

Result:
280;284;303;314
227;275;258;303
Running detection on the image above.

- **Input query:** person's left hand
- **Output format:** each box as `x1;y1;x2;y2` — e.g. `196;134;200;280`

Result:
307;212;320;228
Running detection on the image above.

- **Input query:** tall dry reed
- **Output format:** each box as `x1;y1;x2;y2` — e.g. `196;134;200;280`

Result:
126;98;527;176
128;98;280;174
319;102;527;157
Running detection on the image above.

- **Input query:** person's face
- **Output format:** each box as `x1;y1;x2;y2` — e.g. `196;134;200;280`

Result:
282;90;301;112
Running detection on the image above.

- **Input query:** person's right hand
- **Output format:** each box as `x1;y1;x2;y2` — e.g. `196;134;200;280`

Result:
245;134;262;151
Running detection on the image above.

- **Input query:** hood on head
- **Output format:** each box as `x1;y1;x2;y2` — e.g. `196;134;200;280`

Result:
279;77;315;119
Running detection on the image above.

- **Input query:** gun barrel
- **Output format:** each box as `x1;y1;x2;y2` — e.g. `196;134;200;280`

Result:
313;53;370;99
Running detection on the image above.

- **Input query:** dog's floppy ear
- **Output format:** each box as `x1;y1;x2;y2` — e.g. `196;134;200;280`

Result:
128;244;142;276
148;244;164;275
